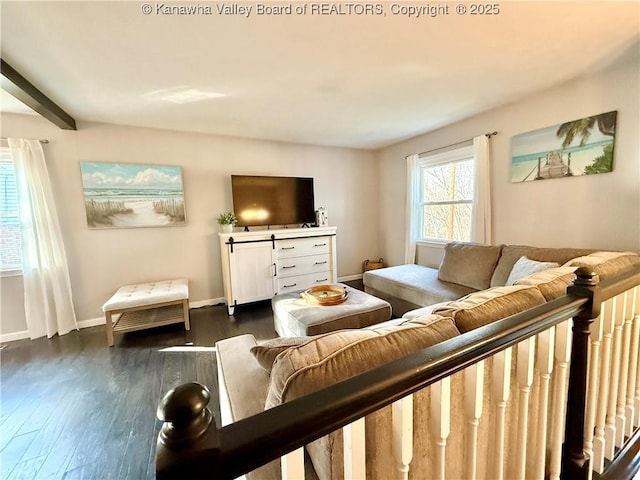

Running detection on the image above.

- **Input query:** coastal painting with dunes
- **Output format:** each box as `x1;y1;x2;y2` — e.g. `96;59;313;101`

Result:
511;111;617;183
80;162;186;229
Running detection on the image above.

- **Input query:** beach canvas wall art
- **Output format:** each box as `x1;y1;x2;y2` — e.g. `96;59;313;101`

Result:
80;162;186;229
511;111;617;183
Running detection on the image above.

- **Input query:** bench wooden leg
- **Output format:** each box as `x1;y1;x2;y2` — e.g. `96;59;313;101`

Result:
105;311;114;347
183;299;191;331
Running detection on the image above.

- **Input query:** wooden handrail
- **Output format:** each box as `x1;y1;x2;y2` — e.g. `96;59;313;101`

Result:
156;264;640;480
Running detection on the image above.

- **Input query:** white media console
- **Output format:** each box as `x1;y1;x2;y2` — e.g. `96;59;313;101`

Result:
219;226;337;315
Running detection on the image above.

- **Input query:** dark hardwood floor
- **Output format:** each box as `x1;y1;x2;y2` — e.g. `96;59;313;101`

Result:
0;301;278;480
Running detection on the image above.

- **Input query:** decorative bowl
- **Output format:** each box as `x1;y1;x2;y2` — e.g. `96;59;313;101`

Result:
301;285;349;306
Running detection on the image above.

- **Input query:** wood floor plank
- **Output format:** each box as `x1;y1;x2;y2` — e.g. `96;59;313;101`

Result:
0;301;282;480
0;431;39;478
5;453;48;480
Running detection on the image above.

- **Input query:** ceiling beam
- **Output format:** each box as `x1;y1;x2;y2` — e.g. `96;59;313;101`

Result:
1;59;76;130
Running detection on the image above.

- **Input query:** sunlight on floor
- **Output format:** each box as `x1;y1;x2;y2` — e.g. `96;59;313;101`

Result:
158;342;217;353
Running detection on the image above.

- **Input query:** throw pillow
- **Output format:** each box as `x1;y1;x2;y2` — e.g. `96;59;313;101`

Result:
265;314;459;409
250;336;310;373
432;285;547;333
505;256;559;286
438;242;503;290
514;266;577;301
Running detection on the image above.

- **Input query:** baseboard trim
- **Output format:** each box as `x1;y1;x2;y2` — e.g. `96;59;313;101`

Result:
0;330;30;343
191;297;225;309
3;297;228;341
338;274;363;282
77;317;105;328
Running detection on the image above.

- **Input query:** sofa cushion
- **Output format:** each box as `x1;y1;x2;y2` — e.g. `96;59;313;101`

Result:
563;251;640;280
438;242;503;290
432;285;547;333
216;334;271;422
250;337;310;373
514;266;577;301
265;314;460;409
490;245;595;287
363;264;477;310
505;256;560;285
216;334;280;480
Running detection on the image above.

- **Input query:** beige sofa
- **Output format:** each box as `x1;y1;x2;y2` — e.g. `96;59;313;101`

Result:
362;242;604;316
216;243;639;480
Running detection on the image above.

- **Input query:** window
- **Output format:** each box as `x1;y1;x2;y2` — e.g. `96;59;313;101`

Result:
0;147;22;272
418;146;474;242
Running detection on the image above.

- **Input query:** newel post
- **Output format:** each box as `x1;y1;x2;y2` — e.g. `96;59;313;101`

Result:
561;267;601;480
156;382;221;480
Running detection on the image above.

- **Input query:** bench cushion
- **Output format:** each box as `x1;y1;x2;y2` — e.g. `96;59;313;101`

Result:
102;278;188;311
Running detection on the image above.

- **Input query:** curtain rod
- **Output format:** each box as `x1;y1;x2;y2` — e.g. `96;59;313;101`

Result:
0;137;49;144
418;131;498;157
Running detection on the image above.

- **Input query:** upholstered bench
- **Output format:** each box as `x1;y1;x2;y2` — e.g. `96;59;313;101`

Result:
271;283;392;337
102;278;190;346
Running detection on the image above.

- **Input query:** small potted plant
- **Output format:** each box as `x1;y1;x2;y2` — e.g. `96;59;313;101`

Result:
217;212;237;233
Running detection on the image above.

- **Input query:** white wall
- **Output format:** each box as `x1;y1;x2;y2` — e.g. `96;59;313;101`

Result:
0;115;379;336
377;50;640;267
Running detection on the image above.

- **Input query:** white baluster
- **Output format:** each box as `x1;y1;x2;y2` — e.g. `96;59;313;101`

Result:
343;417;366;480
430;378;451;480
392;395;413;480
515;336;535;480
593;298;614;473
549;320;572;480
624;286;639;436
534;328;555;480
584;300;603;468
632;287;640;429
605;295;623;458
616;291;633;446
281;447;305;480
490;347;512;480
464;360;485;479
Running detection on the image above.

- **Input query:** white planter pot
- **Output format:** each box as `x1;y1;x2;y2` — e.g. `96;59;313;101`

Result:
221;224;233;233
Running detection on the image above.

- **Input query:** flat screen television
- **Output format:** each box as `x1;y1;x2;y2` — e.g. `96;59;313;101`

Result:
231;175;315;227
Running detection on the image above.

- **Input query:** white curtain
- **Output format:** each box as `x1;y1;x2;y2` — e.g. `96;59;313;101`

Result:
404;154;420;264
471;135;492;245
8;138;78;339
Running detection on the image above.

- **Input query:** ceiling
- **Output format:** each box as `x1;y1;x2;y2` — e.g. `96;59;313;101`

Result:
1;1;638;149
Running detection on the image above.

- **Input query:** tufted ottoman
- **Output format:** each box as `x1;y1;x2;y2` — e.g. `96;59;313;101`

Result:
102;279;190;346
272;283;392;337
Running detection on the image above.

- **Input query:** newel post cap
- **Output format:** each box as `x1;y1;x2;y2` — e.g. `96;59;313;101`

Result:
157;382;212;447
573;267;599;287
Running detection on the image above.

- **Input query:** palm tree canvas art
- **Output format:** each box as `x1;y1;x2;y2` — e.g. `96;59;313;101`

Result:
510;111;617;182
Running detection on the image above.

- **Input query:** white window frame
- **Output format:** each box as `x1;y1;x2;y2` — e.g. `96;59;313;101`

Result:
0;146;22;276
417;145;475;244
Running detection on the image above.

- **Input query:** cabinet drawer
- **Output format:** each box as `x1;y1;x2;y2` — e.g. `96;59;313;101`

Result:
275;237;331;259
277;272;333;295
276;254;330;278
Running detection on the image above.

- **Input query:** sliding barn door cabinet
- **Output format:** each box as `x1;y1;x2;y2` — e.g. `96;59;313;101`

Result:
219;227;337;315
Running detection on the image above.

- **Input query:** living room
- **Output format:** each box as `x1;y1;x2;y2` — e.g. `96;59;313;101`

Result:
1;2;639;479
1;6;638;340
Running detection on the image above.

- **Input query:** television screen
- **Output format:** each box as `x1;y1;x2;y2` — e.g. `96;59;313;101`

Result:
231;175;315;227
